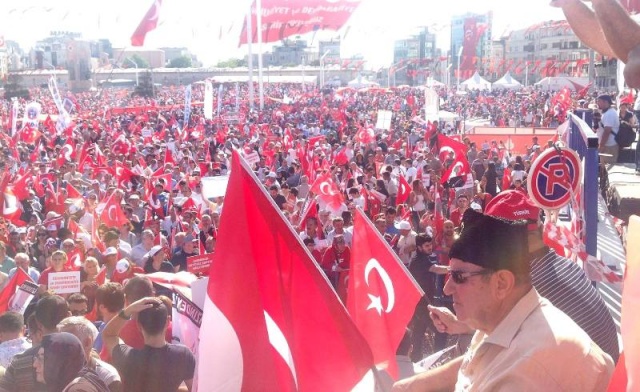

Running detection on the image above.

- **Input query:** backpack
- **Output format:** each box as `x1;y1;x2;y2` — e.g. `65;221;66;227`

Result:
613;122;636;148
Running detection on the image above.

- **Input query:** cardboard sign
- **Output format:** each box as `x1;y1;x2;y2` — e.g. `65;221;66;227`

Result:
8;280;39;314
201;176;229;200
48;271;81;294
375;110;393;131
244;151;260;166
187;253;214;275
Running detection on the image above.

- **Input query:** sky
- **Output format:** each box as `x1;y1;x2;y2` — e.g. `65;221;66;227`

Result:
0;0;565;68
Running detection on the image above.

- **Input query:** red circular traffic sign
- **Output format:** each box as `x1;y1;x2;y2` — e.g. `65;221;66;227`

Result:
527;147;581;210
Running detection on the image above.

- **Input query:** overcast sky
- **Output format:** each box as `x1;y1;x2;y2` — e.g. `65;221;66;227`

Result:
1;0;565;67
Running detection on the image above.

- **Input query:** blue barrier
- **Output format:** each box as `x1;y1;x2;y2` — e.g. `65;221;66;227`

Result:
568;112;599;258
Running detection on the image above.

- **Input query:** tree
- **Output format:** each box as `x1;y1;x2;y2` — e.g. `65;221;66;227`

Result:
133;70;155;98
168;56;192;68
215;58;246;68
3;74;30;100
125;54;149;69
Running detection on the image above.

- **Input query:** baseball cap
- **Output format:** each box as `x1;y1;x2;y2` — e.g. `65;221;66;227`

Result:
484;190;540;223
104;247;118;256
144;245;163;259
395;221;412;230
267;172;277;178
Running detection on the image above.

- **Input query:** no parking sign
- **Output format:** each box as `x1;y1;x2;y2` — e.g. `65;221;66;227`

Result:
527;147;581;210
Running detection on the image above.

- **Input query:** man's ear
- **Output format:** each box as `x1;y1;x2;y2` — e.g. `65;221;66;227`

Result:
492;270;516;300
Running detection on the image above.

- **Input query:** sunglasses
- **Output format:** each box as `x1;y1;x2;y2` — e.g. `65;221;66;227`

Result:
447;268;494;284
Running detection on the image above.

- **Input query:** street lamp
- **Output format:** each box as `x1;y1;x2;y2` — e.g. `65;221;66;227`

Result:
456;45;463;89
125;58;139;86
393;65;407;87
320;50;330;87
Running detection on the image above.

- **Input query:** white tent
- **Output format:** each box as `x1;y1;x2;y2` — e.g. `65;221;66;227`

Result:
347;77;380;89
460;72;491;91
492;72;523;90
535;77;589;91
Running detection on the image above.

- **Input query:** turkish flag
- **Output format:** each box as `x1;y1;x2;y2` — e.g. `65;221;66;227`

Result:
309;172;344;209
65;248;84;270
115;163;137;190
197;150;374;391
99;193;129;228
396;175;412;205
438;134;470;185
57;141;76;166
131;0;162;46
355;127;376;144
164;148;175;166
348;208;423;379
10;174;32;200
0;268;32;313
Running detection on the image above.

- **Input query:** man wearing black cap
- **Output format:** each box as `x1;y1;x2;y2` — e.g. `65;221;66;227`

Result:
393;211;614;391
596;94;620;165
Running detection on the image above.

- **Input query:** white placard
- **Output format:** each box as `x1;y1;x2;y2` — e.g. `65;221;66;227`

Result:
48;271;81;294
375;110;393;131
243;151;260;166
201;176;230;200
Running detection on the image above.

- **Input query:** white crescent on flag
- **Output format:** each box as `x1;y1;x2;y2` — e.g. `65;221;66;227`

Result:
364;258;395;315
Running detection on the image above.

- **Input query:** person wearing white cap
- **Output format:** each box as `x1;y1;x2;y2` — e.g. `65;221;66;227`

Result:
103;247;119;280
396;221;417;266
143;246;173;274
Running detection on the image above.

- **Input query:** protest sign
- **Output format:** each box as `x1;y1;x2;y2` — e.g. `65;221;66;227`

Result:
187;253;214;275
48;271;81;294
8;280;39;314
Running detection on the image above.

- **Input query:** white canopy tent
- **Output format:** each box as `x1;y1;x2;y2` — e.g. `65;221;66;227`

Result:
492;72;523;90
460;72;492;91
347;78;380;89
535;77;589;91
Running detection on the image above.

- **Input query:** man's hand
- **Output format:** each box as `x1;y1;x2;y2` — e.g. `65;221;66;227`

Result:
428;305;474;335
123;297;162;318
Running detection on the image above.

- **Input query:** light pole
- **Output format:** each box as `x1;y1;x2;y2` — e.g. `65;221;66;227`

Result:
393;65;407;87
456;46;463;89
320;49;330;87
446;64;452;88
125;58;139;86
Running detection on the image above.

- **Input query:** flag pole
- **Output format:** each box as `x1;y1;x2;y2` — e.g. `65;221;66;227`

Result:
246;4;255;111
256;0;265;111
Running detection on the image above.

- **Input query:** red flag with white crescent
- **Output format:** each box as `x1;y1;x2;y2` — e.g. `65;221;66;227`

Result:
348;208;423;379
131;0;163;46
197;151;374;391
99;193;129;228
397;175;412;205
309;171;344;209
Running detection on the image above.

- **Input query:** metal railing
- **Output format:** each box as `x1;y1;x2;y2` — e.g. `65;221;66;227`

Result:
567;111;600;258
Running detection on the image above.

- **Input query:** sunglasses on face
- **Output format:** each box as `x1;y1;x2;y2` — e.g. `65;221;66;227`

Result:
447;268;494;284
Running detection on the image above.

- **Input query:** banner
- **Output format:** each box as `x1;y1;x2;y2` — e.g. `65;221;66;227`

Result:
375;110;393;131
424;88;439;122
48;76;71;130
183;84;192;127
171;289;202;355
216;84;223;116
10;99;19;137
22;102;42;130
7;280;39;314
239;0;362;45
204;80;213;120
460;17;487;78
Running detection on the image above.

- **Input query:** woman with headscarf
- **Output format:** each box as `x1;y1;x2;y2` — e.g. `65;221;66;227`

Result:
33;332;108;392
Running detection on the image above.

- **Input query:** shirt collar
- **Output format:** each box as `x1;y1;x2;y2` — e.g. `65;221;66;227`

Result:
484;288;541;349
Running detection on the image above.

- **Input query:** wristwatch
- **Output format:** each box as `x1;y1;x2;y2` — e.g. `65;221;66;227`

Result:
118;309;131;320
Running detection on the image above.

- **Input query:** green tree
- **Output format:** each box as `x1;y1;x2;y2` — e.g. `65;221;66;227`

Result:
167;56;192;68
133;70;155;98
215;58;246;68
3;74;30;100
126;54;149;69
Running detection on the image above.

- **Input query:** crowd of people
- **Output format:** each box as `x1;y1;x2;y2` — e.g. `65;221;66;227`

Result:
0;78;628;391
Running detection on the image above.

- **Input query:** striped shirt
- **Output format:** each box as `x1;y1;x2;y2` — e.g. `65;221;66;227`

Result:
530;248;619;363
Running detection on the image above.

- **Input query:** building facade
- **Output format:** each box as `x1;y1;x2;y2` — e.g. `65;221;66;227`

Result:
392;28;439;85
503;20;590;85
112;48;166;69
